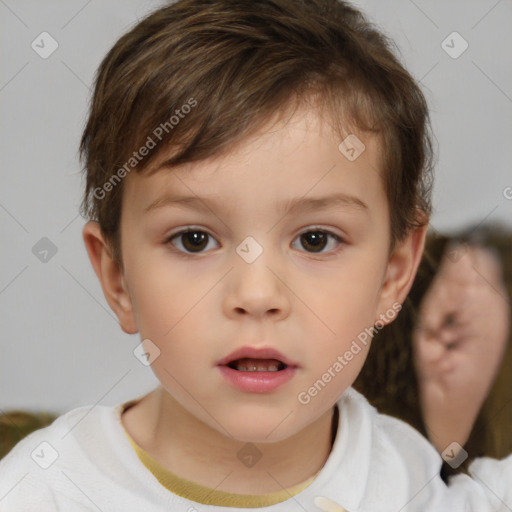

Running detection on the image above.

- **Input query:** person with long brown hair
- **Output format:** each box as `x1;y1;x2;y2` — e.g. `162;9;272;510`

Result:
355;223;512;479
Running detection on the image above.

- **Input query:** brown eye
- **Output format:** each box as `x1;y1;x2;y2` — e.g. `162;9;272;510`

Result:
168;229;219;253
292;229;343;254
300;231;327;252
182;231;208;252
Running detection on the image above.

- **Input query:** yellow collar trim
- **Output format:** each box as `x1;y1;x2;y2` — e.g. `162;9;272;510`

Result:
123;428;317;507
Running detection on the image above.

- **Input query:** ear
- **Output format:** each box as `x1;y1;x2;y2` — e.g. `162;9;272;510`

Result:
82;221;138;334
376;223;428;324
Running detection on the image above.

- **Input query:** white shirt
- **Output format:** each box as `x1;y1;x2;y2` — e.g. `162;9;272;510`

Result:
0;387;510;512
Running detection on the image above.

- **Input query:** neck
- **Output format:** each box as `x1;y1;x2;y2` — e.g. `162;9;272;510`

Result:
122;387;336;494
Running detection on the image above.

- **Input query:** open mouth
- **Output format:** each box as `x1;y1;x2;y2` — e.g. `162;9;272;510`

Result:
226;358;288;372
217;348;297;392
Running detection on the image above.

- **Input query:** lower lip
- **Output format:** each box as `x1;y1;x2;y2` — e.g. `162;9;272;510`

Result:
218;365;296;393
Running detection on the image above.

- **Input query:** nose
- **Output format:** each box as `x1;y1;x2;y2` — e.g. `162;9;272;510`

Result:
223;253;291;321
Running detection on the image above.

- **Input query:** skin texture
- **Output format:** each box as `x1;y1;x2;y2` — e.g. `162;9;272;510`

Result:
83;105;427;494
414;243;510;453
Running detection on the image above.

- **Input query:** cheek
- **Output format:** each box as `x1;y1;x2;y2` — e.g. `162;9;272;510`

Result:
128;268;217;370
296;340;371;415
302;266;383;338
294;270;381;395
128;264;189;340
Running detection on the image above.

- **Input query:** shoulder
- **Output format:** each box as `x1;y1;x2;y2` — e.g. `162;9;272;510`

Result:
340;386;440;460
1;403;116;458
0;404;104;464
448;453;512;509
328;388;449;510
333;389;512;511
0;404;119;510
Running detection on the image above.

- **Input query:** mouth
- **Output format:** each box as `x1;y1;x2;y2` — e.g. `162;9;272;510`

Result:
216;346;298;392
226;358;288;372
216;346;298;371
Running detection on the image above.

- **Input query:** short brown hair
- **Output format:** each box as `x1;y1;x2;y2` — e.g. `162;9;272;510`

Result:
80;0;434;265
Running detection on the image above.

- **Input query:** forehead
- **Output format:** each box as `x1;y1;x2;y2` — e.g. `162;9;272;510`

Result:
122;106;386;219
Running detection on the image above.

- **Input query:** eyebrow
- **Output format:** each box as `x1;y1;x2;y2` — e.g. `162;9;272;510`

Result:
144;192;368;216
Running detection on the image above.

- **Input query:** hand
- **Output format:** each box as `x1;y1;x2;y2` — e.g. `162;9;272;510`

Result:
413;243;509;453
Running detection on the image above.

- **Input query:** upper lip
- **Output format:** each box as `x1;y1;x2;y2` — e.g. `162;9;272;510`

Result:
216;346;299;368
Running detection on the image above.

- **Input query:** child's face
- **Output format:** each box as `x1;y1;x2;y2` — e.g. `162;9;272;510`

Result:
88;106;423;443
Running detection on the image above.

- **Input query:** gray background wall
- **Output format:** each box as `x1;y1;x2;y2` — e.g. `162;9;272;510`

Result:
1;0;511;412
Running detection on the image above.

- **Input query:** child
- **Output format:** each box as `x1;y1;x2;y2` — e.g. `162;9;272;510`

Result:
0;1;510;510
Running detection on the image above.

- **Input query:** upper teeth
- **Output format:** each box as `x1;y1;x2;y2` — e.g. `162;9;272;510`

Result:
233;359;282;372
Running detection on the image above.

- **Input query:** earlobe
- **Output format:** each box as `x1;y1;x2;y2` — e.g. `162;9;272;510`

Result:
82;221;138;334
376;223;428;324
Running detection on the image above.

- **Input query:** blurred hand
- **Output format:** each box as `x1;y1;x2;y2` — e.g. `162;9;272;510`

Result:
413;242;510;453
